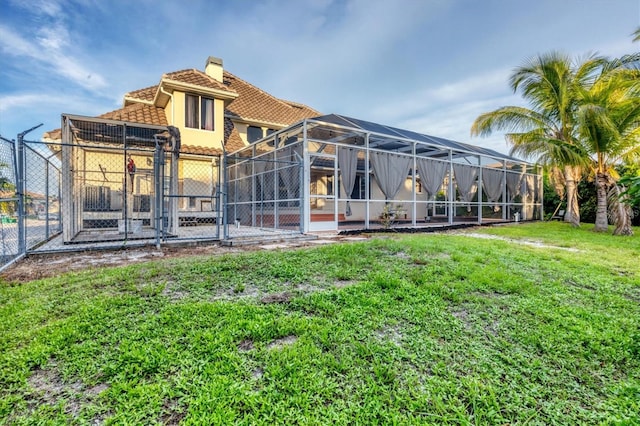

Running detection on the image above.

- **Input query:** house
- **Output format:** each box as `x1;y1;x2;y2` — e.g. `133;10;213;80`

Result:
45;56;319;156
43;56;319;243
42;56;541;243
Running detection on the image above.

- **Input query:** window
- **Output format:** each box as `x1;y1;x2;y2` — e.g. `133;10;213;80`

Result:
346;175;367;199
185;94;215;130
247;126;263;143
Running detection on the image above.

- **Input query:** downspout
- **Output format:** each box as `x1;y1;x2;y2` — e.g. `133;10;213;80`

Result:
159;86;174;124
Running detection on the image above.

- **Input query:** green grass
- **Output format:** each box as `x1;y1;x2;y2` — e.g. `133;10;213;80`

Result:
1;222;639;424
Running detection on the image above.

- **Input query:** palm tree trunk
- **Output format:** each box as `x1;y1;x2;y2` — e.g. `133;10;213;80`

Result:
563;166;580;227
611;184;634;236
594;172;609;232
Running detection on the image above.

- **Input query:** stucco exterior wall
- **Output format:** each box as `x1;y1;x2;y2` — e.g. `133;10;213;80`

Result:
171;92;225;150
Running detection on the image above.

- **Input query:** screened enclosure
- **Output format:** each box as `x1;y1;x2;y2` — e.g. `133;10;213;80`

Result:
228;114;542;233
59;114;221;245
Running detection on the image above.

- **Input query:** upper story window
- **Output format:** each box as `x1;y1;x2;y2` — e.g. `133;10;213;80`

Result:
247;126;263;143
185;94;214;131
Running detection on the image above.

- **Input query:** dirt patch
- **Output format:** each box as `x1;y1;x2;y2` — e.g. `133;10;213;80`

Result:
0;235;374;284
469;290;511;299
160;398;186;426
565;279;597;291
1;245;238;283
375;325;403;347
624;288;640;302
267;335;298;350
334;280;358;289
261;292;293;304
451;309;473;329
455;232;581;252
27;363;109;418
238;339;254;352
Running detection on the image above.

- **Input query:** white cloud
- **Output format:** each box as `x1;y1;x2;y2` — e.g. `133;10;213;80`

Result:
0;93;56;112
0;3;107;92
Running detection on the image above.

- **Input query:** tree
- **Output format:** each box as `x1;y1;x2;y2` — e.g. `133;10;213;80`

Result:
575;58;640;235
634;27;640;42
471;52;605;227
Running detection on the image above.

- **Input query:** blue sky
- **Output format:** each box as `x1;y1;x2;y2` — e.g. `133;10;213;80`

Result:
0;0;638;154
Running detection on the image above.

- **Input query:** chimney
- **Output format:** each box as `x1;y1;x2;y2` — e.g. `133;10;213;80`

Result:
205;56;223;82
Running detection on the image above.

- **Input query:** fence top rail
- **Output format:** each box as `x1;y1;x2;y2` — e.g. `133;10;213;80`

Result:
63;113;170;132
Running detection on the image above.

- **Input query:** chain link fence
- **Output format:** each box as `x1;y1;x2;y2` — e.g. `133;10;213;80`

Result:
24;142;62;250
0;136;20;267
164;154;221;242
0;117;305;271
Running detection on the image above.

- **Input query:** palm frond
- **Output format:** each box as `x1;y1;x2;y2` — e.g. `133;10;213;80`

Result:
470;106;554;137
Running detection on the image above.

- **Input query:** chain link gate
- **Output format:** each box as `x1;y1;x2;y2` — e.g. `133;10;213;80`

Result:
224;145;304;240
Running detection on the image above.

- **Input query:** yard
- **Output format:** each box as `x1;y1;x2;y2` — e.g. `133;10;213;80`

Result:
1;222;639;424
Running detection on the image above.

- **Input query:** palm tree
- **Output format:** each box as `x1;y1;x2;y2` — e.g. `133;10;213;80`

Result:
633;27;640;42
471;52;605;227
575;59;640;234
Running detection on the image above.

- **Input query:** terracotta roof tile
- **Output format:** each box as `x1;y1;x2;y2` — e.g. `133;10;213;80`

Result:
99;103;168;126
224;71;320;126
124;85;157;102
180;144;221;156
224;117;245;152
164;69;237;95
44;63;319;153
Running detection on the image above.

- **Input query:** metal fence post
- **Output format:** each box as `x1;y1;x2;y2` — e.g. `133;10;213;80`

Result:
216;155;221;239
153;136;163;249
223;151;229;240
16;134;25;255
298;156;304;234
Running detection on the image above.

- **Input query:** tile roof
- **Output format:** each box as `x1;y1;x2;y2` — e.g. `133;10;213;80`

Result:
99;103;168;126
223;71;320;126
124;85;157;103
224;117;245;152
180;144;222;156
44;63;320;153
164;69;237;95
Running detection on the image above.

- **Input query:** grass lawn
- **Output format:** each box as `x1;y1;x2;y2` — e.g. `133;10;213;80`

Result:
1;222;639;424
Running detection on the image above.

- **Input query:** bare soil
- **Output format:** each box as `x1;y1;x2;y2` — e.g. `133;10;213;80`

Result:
0;236;370;284
0;244;244;284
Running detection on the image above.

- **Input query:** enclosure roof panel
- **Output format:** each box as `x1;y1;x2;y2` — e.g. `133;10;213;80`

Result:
43;104;169;141
223;71;320;127
310;114;525;163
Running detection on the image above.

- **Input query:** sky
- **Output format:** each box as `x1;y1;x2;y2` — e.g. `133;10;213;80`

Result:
0;0;639;155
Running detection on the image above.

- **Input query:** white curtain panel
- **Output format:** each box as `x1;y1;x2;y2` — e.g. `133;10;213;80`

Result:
482;168;505;203
338;147;358;198
453;164;478;203
278;145;302;201
525;175;536;202
370;151;412;200
416;157;448;199
202;98;214;130
506;172;523;199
